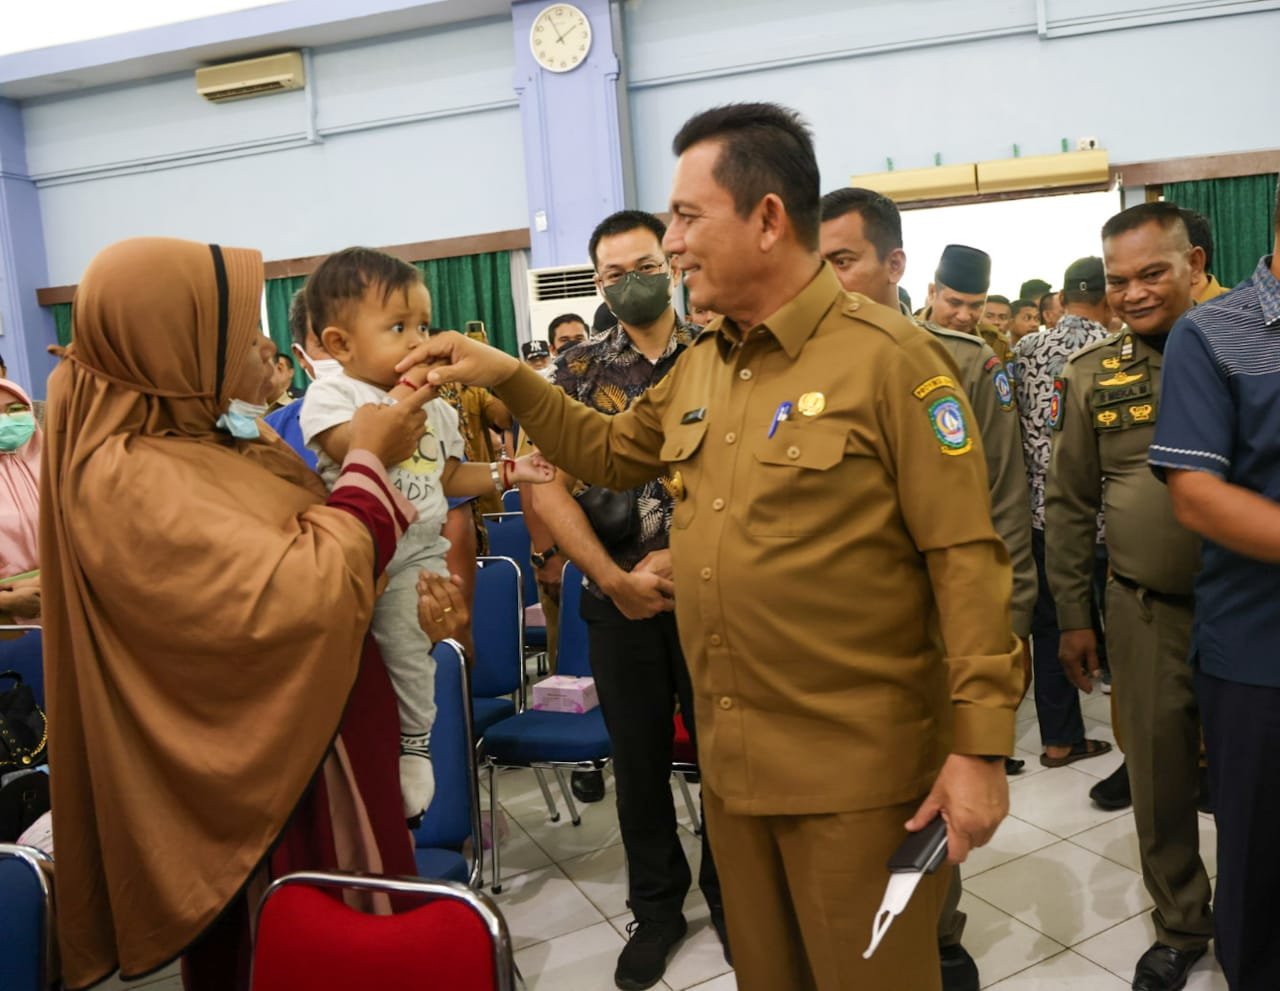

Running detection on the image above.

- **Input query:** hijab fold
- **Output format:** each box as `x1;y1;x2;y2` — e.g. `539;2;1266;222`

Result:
41;238;380;987
0;379;41;576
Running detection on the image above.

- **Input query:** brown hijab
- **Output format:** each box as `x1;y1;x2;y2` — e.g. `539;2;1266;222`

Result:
41;238;380;987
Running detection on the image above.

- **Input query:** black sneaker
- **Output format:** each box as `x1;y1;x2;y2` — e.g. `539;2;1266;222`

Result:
571;769;605;803
708;904;732;966
1005;757;1026;776
615;916;688;990
1089;762;1131;810
939;943;979;991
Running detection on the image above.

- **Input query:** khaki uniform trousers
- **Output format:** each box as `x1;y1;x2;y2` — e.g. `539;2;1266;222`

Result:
1106;580;1212;951
537;583;559;673
704;785;946;991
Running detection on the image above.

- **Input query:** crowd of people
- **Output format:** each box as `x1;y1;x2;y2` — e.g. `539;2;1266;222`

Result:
2;100;1278;991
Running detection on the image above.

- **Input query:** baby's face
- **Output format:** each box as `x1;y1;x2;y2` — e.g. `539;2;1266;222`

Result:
340;281;432;388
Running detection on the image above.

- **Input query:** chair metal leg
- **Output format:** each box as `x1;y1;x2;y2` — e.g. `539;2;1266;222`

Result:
488;762;503;893
553;765;581;826
533;767;561;823
676;772;702;835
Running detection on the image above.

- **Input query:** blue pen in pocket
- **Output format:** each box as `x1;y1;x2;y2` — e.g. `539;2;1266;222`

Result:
767;401;793;439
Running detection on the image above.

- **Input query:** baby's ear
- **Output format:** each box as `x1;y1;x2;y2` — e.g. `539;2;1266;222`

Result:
320;326;351;361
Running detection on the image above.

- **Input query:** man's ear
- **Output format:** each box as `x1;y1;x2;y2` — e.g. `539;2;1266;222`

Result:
757;193;787;252
887;248;907;286
1188;245;1207;280
320;326;352;362
926;282;937;303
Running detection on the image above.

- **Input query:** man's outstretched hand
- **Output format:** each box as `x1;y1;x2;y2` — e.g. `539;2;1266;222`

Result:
396;331;521;390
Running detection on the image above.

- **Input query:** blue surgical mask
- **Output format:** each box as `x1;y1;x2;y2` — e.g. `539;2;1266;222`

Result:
0;411;36;452
216;398;269;440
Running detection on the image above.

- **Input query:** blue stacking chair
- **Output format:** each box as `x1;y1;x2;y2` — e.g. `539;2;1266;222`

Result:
413;639;484;887
0;627;44;709
482;563;610;892
469;557;525;740
482;513;548;660
500;488;521;513
0;843;55;991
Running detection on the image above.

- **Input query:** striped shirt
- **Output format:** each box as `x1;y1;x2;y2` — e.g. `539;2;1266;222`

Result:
1150;255;1280;687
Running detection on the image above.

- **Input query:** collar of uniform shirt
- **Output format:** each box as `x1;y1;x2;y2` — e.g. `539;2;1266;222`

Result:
713;262;843;360
1254;254;1280;327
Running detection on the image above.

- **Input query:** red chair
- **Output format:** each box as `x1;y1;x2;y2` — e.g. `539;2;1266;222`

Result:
672;714;702;834
251;871;517;991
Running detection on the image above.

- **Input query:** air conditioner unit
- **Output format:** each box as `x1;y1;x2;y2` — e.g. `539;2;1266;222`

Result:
526;264;604;348
196;51;305;103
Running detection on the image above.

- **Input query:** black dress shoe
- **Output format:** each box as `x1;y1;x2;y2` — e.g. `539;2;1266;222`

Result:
939;943;979;991
1005;757;1026;775
1132;942;1205;990
1089;762;1131;810
570;768;605;803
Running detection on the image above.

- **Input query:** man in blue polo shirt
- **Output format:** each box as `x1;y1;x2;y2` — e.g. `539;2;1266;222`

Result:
1149;178;1280;991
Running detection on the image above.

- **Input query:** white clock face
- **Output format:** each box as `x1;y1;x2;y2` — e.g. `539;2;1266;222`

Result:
530;3;592;73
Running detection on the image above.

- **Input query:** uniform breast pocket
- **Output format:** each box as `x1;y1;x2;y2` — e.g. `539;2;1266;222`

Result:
747;422;849;538
659;420;709;529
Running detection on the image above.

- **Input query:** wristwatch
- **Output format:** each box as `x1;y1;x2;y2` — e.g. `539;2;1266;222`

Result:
530;545;560;568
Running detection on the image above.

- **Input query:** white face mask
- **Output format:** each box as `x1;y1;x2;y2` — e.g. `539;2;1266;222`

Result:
216;398;270;439
293;343;342;382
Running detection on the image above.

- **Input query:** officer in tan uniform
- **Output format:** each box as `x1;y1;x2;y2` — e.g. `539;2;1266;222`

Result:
407;103;1022;991
1045;203;1212;991
820;186;1035;991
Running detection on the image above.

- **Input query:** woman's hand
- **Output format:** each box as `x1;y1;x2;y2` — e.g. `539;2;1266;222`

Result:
0;576;41;619
416;571;470;644
348;383;437;467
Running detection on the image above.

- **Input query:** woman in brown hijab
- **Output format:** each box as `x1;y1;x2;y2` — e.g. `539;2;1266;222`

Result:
40;237;451;990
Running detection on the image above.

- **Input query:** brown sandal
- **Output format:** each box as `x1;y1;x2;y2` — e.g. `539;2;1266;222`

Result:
1040;738;1113;768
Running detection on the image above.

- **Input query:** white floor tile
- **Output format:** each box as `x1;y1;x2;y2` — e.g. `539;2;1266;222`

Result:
959;892;1064;986
1007;765;1129;839
512;921;649;991
1069;810;1217;879
962;815;1061;880
1074;913;1226;988
985;949;1131;988
490;865;607;950
97;964;181;989
965;841;1152;946
685;973;738;990
1079;691;1113;725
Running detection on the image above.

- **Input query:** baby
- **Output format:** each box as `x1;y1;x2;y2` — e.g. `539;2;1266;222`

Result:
300;246;553;819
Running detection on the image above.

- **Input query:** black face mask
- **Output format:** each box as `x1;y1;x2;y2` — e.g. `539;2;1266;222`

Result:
601;271;671;327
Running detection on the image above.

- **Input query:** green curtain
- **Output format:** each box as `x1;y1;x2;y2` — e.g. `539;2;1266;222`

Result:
415;251;518;357
44;303;74;346
1164;174;1279;288
263;275;309;391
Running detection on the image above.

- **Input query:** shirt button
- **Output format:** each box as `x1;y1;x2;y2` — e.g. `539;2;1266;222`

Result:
739;369;753;381
725;432;736;444
709;634;723;647
712;498;725;511
787;445;801;460
700;567;713;580
718;696;733;710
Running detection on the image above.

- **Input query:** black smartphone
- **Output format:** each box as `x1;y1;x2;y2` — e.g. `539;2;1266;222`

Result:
887;817;949;874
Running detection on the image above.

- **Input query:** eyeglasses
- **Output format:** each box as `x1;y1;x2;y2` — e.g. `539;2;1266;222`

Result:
599;260;666;288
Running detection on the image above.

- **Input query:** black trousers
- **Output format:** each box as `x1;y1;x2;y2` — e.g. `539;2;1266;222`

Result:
581;591;721;922
1197;669;1280;989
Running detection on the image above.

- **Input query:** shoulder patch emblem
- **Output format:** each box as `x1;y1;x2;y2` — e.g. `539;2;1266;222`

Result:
1098;369;1145;388
1101;356;1121;370
1049;377;1066;431
928;396;972;456
1095;409;1121;430
1129;403;1154;423
912;375;956;400
991;365;1014;412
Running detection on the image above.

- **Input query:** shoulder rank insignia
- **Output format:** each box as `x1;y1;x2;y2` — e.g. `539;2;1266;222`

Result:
1095;409;1121;430
928;396;972;456
1049;377;1066;431
1129;403;1155;423
1120;334;1135;361
912;375;956;400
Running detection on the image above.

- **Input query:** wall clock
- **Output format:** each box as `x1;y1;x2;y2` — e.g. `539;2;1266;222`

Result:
530;3;592;73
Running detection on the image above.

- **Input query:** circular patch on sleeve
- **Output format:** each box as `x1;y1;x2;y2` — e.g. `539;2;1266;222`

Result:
992;367;1014;411
928;396;973;455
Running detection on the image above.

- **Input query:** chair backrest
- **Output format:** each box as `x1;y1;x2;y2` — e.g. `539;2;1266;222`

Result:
500;488;521;513
0;627;43;709
482;514;537;608
556;563;591;678
0;843;54;991
414;640;482;877
470;557;524;704
252;871;516;991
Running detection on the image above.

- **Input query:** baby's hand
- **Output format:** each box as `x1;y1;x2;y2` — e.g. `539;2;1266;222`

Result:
387;365;437;402
508;452;556;485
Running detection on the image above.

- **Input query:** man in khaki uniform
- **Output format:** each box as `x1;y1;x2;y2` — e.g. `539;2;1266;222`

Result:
820;186;1035;991
408;103;1022;991
1045;203;1212;991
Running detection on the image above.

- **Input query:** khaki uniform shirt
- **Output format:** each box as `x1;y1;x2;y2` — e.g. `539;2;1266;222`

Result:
1044;330;1201;629
496;264;1020;815
1195;275;1231;303
919;321;1036;637
978;323;1015;367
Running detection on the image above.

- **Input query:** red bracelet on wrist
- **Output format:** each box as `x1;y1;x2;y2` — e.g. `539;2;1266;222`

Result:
500;457;515;488
397;378;420;391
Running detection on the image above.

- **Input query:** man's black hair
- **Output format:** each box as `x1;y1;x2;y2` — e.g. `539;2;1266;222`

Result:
1037;294;1057;323
588;211;667;270
819;187;903;259
673;102;821;250
1101;202;1190;246
288;288;310;348
274;350;296;372
1178;208;1215;271
985;294;1011;308
305;246;421;335
1011;298;1037;314
547;312;588;345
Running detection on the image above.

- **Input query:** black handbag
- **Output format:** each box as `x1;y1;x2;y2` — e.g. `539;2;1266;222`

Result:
0;671;47;774
575;486;639;549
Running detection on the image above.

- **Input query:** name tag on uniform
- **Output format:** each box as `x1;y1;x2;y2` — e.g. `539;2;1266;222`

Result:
680;407;707;424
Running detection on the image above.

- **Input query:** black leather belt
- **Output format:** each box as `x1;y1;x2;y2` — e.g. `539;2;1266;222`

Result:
1111;572;1194;608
